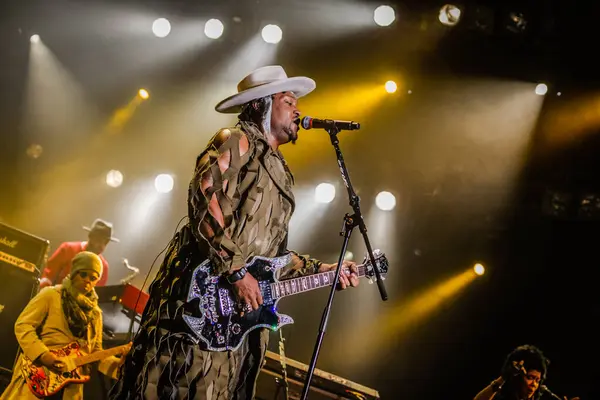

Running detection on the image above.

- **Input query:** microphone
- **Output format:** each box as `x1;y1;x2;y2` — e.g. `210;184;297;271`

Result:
300;116;360;131
540;385;562;400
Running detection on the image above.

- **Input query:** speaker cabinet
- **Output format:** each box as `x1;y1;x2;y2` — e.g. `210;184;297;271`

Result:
0;223;49;371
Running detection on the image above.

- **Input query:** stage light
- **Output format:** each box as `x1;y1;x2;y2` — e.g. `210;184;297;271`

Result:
138;89;150;100
385;81;397;93
374;5;395;27
535;83;548;96
26;144;43;159
261;24;282;44
345;251;354;261
439;4;462;26
30;34;40;43
474;263;485;276
506;11;527;33
205;19;224;39
106;170;124;188
152;18;171;38
315;183;336;204
375;191;396;211
155;174;174;193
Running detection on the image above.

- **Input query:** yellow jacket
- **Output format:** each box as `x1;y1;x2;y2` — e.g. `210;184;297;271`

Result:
0;286;102;400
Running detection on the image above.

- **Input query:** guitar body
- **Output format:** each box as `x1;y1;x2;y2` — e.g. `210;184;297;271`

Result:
183;254;294;352
21;342;89;398
182;250;388;352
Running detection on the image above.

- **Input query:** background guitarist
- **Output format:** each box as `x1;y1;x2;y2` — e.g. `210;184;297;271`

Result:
110;65;359;400
1;251;118;399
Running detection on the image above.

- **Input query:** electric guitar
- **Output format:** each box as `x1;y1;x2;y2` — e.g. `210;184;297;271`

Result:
183;249;389;352
21;342;131;398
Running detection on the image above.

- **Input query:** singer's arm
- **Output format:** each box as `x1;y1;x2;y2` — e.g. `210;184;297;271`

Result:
188;128;253;275
474;377;504;400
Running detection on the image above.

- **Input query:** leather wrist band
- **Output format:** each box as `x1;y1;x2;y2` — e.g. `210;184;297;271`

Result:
226;266;247;284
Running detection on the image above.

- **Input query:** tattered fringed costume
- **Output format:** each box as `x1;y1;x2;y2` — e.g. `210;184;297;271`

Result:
110;122;321;400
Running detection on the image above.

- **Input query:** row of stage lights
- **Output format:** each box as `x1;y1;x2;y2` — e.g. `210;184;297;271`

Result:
104;170;398;211
27;5;460;45
23;79;552;161
314;182;397;211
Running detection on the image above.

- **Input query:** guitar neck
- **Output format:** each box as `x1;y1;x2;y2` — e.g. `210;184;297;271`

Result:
73;344;129;368
271;263;368;299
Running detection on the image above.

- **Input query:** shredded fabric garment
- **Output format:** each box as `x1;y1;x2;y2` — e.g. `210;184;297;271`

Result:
110;122;321;400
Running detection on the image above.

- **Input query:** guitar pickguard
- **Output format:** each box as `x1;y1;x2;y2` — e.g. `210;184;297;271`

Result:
22;343;89;398
183;254;294;352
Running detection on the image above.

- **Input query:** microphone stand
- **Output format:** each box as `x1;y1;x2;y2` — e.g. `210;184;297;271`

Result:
273;328;289;400
300;125;388;400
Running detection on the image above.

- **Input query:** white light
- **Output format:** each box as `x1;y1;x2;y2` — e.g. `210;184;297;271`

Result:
375;191;396;211
154;174;174;193
30;34;40;43
374;5;396;27
152;18;171;38
205;19;224;39
314;183;336;204
385;81;397;93
535;83;548;96
106;170;124;188
474;263;485;276
439;4;462;26
261;24;283;44
345;251;354;261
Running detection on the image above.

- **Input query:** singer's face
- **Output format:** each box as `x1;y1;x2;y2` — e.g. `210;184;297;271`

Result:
271;92;301;145
519;369;541;399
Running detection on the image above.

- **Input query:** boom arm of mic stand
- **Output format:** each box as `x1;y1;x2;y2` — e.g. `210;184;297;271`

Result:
299;126;388;400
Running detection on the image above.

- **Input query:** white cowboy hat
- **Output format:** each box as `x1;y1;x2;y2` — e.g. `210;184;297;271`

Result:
215;65;316;114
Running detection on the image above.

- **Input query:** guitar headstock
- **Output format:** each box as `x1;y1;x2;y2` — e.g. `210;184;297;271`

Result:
362;249;388;282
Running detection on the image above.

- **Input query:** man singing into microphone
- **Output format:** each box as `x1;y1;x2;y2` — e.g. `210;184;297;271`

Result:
110;65;359;400
474;344;580;400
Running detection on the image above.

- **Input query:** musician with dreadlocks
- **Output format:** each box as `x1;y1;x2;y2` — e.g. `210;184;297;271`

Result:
110;65;360;400
474;344;580;400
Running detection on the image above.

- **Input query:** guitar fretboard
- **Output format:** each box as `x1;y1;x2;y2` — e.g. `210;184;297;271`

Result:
270;264;367;299
74;344;130;368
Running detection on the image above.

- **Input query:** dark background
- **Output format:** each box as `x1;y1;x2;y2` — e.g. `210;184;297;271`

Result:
1;0;599;398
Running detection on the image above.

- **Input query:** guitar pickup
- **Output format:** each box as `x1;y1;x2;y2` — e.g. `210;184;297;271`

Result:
219;288;234;316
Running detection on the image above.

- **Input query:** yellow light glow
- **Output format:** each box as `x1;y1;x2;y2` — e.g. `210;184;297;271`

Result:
334;268;477;367
282;83;388;167
385;80;397;93
474;263;485;276
138;89;149;100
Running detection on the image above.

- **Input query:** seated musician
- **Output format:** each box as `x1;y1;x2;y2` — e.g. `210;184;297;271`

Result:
1;251;120;400
474;344;579;400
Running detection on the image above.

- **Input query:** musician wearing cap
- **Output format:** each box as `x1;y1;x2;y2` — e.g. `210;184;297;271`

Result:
110;65;360;400
1;252;106;399
39;219;118;289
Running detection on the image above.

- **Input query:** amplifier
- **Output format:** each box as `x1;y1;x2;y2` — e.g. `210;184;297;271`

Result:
0;222;50;372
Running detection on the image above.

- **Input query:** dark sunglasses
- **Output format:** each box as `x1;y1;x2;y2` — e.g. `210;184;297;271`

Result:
79;271;99;282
